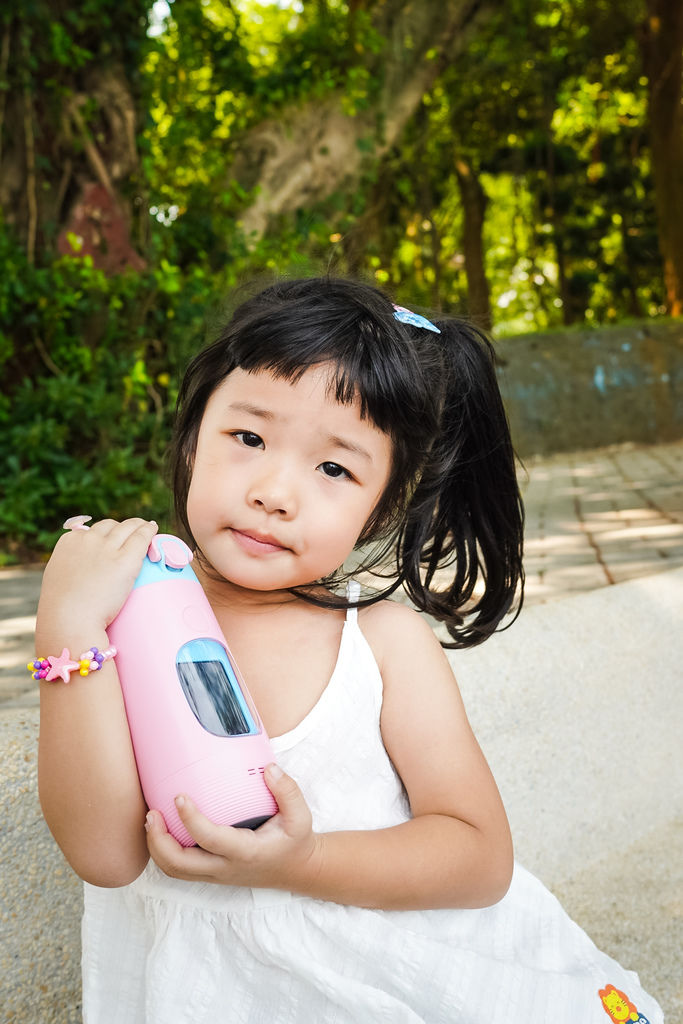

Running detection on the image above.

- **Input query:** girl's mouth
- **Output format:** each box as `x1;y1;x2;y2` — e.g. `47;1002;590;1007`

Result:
229;528;289;555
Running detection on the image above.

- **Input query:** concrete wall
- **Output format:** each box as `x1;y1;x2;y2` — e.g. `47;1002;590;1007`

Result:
496;319;683;457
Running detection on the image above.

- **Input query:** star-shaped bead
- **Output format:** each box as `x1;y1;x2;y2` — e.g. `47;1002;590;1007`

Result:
45;648;80;683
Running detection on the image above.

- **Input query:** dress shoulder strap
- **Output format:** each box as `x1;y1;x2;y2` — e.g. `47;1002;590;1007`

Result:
346;580;361;624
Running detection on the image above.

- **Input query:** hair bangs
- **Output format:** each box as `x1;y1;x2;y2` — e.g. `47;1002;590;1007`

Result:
226;299;409;439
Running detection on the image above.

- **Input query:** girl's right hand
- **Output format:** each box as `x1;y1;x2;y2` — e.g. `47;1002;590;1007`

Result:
37;518;159;640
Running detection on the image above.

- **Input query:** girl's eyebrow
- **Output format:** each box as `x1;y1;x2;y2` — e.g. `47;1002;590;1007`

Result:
227;401;374;463
227;401;274;420
325;434;373;463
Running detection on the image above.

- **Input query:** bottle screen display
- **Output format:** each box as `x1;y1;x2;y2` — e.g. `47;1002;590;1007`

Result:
176;639;258;737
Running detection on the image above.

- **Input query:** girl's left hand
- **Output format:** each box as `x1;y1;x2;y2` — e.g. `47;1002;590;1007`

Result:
145;764;322;892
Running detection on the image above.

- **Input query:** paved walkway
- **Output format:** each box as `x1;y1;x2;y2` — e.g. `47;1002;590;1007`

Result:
522;440;683;603
2;440;683;709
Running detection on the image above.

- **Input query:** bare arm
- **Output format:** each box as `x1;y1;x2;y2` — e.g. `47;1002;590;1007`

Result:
37;519;158;887
146;602;513;910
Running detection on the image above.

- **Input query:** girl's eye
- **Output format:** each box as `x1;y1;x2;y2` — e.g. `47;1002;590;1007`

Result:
233;431;264;449
318;461;351;480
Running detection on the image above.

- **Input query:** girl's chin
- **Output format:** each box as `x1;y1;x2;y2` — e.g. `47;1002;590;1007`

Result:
196;559;302;597
192;545;339;597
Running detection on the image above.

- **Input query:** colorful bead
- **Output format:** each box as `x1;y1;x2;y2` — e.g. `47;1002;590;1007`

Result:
28;644;117;683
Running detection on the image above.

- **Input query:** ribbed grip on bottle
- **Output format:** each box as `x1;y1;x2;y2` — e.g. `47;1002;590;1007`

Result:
152;763;278;846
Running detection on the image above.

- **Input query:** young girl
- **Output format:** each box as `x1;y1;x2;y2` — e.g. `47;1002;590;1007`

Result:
36;277;663;1023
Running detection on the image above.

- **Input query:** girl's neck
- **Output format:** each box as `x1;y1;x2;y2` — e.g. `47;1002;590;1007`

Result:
191;555;349;738
193;556;316;617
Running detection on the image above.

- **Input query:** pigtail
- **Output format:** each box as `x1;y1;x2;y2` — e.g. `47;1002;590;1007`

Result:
396;320;524;648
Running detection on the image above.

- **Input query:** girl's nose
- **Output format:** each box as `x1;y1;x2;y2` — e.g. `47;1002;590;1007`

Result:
247;468;297;517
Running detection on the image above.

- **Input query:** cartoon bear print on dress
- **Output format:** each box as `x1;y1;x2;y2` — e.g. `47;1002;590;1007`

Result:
599;984;651;1024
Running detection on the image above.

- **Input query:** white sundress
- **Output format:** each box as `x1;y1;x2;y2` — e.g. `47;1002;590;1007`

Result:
82;587;664;1023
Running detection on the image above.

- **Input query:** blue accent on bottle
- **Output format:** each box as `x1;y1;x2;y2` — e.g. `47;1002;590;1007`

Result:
132;551;198;589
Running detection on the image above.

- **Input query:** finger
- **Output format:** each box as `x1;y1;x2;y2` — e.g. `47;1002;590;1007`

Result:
60;518;157;553
86;520;158;577
263;764;311;836
104;518;158;551
145;808;168;837
54;518;118;552
145;809;222;881
53;518;121;559
173;795;253;858
83;518;120;536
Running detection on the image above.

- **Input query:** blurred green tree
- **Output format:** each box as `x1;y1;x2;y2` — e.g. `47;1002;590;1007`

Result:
0;0;679;555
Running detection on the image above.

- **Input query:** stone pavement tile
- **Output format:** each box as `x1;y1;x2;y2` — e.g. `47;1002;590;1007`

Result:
526;549;608;567
608;560;683;587
596;517;683;540
524;528;591;549
0;566;43;709
0;565;44;618
597;529;683;583
608;446;683;522
521;442;683;606
582;511;671;536
599;539;683;571
648;490;683;518
524;563;610;606
0;708;82;1024
612;439;683;477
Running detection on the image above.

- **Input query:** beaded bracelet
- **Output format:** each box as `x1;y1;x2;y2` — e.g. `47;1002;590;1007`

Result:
28;645;117;683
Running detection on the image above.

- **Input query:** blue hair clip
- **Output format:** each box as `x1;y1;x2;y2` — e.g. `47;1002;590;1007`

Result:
392;305;441;334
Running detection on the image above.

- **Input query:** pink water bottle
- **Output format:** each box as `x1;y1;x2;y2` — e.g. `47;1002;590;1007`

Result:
108;533;278;846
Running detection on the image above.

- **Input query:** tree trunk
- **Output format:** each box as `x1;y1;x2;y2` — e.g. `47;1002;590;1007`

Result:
454;157;491;330
640;0;683;315
619;218;645;319
230;0;501;241
542;140;576;326
0;8;147;271
553;229;575;325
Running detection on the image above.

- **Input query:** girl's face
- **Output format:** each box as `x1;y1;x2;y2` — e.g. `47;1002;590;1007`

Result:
186;364;393;596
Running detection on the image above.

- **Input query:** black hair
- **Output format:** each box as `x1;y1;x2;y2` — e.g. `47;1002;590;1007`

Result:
171;276;524;648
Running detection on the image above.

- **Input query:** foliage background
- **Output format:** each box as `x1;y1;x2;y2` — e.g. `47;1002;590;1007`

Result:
1;0;680;560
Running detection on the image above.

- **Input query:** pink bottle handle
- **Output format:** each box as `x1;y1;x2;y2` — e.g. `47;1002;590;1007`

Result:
147;534;193;569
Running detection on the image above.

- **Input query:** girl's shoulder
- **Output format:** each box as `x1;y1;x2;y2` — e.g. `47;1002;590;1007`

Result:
358;598;444;676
